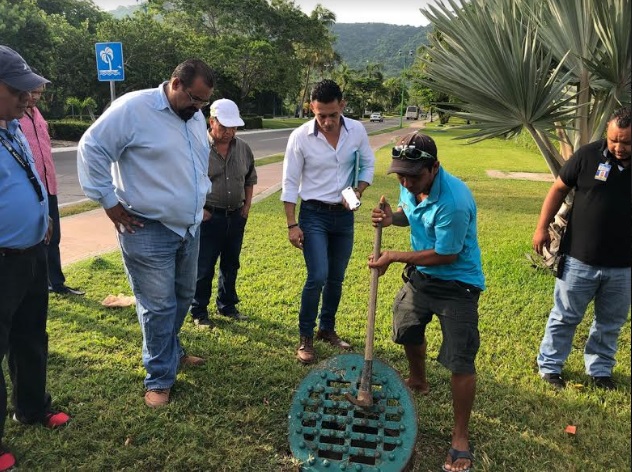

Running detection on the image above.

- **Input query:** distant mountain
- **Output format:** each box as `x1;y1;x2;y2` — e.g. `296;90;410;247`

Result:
99;11;429;77
331;23;430;77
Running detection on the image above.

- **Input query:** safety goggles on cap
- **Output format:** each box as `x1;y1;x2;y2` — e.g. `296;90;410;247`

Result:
391;144;436;161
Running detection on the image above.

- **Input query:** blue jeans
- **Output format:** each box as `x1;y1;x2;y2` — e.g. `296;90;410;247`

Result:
118;219;200;391
298;202;354;337
538;256;631;377
191;210;247;319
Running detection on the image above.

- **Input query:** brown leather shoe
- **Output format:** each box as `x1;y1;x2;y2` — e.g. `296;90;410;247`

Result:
316;329;351;350
296;336;316;364
180;354;206;367
144;388;170;408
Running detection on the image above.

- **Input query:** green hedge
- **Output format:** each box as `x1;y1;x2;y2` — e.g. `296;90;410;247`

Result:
49;116;264;139
48;120;91;141
241;116;263;129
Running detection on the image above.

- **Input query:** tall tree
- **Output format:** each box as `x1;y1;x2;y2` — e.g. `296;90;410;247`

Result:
295;4;337;117
36;0;109;32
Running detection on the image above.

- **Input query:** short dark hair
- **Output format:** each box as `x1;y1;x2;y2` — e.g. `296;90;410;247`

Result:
609;106;631;128
172;59;215;88
310;79;342;103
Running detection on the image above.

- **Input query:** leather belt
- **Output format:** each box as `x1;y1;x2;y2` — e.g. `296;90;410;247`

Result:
303;200;346;211
205;205;242;215
403;264;480;293
0;243;40;257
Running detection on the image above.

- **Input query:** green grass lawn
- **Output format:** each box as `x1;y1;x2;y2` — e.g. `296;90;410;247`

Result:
368;125;403;136
59;200;101;218
262;117;309;129
8;124;630;471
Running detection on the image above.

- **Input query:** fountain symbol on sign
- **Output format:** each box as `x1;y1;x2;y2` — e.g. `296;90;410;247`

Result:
95;42;125;82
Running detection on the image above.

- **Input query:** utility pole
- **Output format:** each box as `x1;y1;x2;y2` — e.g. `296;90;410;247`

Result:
398;50;413;129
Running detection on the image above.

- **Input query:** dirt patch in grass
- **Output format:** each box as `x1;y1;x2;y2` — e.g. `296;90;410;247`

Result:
486;169;553;182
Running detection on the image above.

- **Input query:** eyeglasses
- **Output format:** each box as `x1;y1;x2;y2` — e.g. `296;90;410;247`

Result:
185;90;210;107
391;144;436;161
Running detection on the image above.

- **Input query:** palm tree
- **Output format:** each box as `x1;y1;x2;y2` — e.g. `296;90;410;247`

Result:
295;5;337;117
420;0;630;176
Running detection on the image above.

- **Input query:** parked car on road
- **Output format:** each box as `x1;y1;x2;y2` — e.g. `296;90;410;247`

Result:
369;112;384;122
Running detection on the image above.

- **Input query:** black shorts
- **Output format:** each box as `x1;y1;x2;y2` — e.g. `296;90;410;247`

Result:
392;267;481;374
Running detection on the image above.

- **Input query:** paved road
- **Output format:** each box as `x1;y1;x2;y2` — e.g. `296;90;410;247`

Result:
53;118;402;206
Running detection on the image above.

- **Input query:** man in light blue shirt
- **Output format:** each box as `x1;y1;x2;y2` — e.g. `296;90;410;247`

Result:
370;132;483;472
78;59;215;408
282;79;375;364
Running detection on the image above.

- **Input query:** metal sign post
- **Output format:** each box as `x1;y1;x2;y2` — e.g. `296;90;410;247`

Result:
95;42;125;104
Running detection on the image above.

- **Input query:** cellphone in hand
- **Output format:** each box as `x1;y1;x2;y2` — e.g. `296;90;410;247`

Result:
342;186;361;210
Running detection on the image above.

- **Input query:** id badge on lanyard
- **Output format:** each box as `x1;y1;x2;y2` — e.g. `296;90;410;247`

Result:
594;162;611;182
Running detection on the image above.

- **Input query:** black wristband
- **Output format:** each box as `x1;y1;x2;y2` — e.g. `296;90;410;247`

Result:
287;223;299;229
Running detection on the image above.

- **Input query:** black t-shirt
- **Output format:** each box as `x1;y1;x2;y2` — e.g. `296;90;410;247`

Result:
559;139;631;267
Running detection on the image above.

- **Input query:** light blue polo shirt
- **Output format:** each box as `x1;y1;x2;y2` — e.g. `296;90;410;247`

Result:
0;121;48;249
398;167;485;290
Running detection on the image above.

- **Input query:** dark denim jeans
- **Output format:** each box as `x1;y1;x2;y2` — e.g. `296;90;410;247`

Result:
298;202;354;337
46;194;65;290
191;210;247;319
0;243;51;442
118;219;200;391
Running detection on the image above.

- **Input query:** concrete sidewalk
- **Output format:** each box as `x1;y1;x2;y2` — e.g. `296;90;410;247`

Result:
59;124;421;267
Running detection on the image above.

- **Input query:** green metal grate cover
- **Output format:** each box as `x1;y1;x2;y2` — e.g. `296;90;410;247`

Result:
288;353;417;471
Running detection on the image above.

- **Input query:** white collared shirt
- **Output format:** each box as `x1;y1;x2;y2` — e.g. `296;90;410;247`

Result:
281;117;375;204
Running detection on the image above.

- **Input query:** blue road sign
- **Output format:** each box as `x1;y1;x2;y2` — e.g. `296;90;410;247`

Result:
95;42;124;82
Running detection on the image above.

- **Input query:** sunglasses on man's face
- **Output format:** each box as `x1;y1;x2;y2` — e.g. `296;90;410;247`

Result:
391;144;435;160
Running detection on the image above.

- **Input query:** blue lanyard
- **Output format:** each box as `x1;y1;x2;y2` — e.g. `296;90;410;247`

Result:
0;130;45;203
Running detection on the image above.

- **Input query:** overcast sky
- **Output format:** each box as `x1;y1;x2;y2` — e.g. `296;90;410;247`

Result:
91;0;433;26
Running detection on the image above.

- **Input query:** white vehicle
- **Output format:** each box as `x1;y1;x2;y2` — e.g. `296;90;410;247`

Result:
369;112;384;122
405;106;419;120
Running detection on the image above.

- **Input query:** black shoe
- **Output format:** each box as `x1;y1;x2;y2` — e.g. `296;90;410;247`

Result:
193;317;215;329
541;373;565;389
219;310;248;321
51;285;85;296
591;376;616;390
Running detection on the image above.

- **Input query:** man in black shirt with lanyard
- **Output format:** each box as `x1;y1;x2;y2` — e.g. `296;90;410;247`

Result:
0;45;70;471
533;106;631;390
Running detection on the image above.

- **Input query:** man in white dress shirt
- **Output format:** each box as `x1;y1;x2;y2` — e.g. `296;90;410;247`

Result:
282;79;375;364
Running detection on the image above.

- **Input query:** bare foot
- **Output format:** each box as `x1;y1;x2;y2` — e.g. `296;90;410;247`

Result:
405;378;429;395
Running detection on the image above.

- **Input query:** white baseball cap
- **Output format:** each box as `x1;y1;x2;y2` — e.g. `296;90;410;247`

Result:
209;98;245;127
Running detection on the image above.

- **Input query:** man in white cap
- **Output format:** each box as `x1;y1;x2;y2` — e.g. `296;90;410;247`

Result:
0;45;70;472
190;99;257;327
